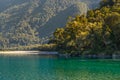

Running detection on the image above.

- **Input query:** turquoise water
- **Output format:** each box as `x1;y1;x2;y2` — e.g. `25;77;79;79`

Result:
0;55;120;80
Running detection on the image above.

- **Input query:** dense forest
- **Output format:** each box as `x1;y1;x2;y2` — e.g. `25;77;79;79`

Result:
0;0;101;49
52;0;120;55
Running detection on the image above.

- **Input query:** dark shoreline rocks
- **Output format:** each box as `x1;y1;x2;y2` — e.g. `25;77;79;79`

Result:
58;50;120;59
58;54;120;59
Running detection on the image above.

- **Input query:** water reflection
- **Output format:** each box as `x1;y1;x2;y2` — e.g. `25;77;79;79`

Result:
0;55;120;80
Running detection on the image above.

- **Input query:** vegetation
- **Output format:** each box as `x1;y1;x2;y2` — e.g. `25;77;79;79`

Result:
0;44;57;51
52;0;120;55
0;0;101;49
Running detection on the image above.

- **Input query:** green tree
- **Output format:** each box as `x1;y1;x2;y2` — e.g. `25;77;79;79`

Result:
105;13;120;49
100;0;114;7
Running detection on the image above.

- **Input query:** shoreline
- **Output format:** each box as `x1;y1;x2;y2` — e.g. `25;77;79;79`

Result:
0;51;120;59
58;54;120;59
0;51;58;55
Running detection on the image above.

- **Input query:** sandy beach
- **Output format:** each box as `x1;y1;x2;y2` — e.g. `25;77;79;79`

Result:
0;51;58;55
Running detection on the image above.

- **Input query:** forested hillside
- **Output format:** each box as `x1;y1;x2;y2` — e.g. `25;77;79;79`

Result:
0;0;101;49
53;0;120;55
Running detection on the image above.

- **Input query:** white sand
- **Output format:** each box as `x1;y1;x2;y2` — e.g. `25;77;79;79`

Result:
0;51;40;55
0;51;58;55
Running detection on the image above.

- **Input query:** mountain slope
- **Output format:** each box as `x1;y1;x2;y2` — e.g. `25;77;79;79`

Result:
0;0;101;48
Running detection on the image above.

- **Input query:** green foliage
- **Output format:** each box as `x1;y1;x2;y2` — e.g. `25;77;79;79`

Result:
105;13;120;49
1;0;100;49
100;0;114;7
53;1;120;55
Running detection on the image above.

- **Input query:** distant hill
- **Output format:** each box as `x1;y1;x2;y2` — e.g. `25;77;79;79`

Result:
0;0;101;48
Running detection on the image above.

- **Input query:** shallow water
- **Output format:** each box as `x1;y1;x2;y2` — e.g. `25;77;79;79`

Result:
0;55;120;80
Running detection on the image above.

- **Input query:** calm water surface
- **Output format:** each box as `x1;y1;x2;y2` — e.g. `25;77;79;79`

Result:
0;54;120;80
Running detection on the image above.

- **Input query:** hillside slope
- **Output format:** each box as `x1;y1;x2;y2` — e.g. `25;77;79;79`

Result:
0;0;101;48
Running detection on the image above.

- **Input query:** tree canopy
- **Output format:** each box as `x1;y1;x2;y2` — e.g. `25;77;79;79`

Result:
53;0;120;55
